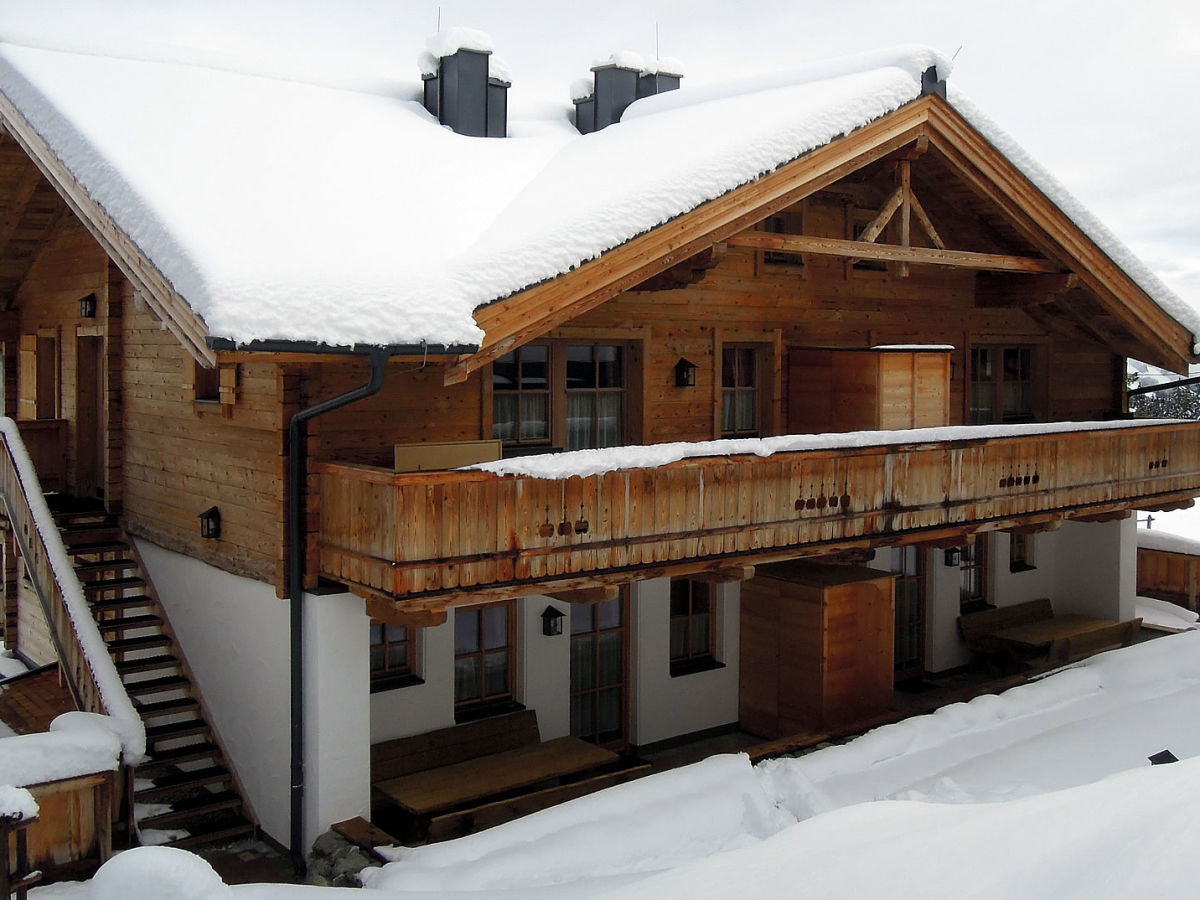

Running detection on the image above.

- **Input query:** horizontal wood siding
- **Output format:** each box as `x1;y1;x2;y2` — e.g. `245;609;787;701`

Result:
317;422;1200;605
121;303;285;586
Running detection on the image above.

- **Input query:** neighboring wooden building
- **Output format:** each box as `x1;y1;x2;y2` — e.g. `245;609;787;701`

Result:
0;33;1198;860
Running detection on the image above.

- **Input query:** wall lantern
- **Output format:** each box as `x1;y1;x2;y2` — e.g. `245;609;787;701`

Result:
541;605;565;637
198;506;221;540
79;292;97;319
674;357;698;388
943;547;962;568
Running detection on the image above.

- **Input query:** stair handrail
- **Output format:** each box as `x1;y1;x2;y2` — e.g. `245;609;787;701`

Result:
0;418;145;763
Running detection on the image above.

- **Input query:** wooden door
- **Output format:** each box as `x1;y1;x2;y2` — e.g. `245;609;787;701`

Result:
75;336;104;498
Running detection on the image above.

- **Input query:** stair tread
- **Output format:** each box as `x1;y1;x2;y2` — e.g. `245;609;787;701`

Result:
141;741;220;768
95;613;162;631
115;653;178;674
138;791;241;828
125;675;190;695
92;595;156;613
146;717;206;737
135;696;199;717
161;818;256;850
74;558;137;573
84;575;146;590
108;633;171;652
135;766;231;799
68;540;130;555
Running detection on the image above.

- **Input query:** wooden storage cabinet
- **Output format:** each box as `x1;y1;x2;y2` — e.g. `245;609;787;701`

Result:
740;561;895;738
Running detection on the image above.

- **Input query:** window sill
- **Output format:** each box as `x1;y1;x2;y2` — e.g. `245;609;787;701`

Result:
670;657;725;678
454;699;524;724
1009;563;1037;574
369;673;424;694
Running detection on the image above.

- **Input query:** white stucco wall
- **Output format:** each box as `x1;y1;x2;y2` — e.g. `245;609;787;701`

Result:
1052;518;1137;620
137;540;292;844
302;591;370;850
523;596;570;739
370;616;456;742
630;578;740;748
925;544;970;673
992;531;1058;606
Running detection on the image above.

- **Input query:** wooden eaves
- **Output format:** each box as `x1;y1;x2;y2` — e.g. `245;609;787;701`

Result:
445;94;1197;384
0;87;217;366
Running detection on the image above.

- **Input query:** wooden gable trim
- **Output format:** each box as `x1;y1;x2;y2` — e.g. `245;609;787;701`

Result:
0;95;215;366
443;97;941;385
922;101;1194;372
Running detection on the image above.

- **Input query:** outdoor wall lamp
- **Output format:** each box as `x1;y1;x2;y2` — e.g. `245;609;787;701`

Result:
541;605;565;636
675;357;698;388
199;506;221;540
79;292;97;318
943;547;962;567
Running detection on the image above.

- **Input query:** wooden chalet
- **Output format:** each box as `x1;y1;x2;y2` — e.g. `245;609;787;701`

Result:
0;34;1197;864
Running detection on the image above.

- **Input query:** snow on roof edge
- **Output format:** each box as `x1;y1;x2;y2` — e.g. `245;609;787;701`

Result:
949;88;1200;363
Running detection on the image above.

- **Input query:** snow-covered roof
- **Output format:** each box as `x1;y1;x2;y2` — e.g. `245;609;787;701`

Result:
0;29;1194;356
1138;528;1200;557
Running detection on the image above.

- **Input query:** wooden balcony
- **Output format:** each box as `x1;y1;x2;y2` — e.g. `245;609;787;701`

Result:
314;421;1200;609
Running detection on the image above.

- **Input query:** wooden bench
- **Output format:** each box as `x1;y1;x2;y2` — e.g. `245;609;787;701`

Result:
958;598;1054;673
369;710;648;843
1047;618;1142;665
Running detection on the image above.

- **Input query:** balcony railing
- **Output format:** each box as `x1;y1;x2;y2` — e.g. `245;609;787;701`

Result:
315;421;1200;605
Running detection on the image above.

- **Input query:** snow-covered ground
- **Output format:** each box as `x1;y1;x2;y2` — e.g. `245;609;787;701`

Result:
35;626;1200;899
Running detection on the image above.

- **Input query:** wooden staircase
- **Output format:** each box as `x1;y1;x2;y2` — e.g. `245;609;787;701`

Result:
50;498;258;850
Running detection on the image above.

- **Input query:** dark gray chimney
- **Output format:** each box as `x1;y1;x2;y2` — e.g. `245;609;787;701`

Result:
421;44;509;138
575;56;682;135
920;65;946;99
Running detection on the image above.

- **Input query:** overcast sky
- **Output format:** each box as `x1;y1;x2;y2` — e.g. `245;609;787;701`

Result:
3;0;1197;304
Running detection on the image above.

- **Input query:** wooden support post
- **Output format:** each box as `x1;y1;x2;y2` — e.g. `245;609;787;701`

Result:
898;160;911;278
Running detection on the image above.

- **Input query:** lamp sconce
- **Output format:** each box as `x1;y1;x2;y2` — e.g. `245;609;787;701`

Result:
79;292;97;319
674;357;698;388
541;605;565;637
199;506;221;540
943;547;962;568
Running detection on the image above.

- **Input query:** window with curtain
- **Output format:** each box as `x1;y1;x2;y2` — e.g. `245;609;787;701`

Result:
454;601;515;717
369;620;420;691
570;596;627;747
722;345;759;438
670;578;717;675
565;344;624;451
492;345;550;447
970;346;1035;425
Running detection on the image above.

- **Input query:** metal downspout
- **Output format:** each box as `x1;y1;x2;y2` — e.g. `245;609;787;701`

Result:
287;348;389;873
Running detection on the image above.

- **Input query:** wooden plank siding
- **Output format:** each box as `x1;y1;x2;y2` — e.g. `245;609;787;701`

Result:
316;421;1200;609
1137;546;1200;611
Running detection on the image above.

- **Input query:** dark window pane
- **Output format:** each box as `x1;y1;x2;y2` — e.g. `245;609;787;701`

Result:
670;618;688;660
484;605;509;650
370;647;385;671
691;583;711;614
455;657;480;702
493;394;517;441
484;650;509;696
722;348;737;388
572;636;596;691
690;615;711;656
493;352;517;388
519;393;549;440
388;645;408;669
596;597;622;631
369;623;384;647
455;610;479;654
736;348;756;387
572;694;594;740
598;687;622;736
596;346;622;388
571;605;596;635
566;345;594;389
597;632;622;686
387;624;407;643
519;345;548;388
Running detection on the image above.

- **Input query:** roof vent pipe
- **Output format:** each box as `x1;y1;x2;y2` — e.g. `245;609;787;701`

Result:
920;65;947;99
420;27;510;137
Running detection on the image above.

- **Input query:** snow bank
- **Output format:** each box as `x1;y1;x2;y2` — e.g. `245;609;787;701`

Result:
0;714;120;786
1137;596;1199;631
90;846;230;900
0;418;144;762
364;753;790;892
471;418;1185;479
0;785;37;820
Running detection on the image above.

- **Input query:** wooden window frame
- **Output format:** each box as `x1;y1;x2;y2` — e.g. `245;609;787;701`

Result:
569;592;630;749
369;619;422;692
1009;532;1036;573
756;204;806;276
968;344;1042;425
454;600;519;721
890;546;926;679
492;341;634;454
959;534;990;612
719;343;765;439
669;578;721;677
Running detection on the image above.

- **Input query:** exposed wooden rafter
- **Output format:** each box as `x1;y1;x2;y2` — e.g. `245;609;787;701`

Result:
546;584;621;605
726;231;1063;274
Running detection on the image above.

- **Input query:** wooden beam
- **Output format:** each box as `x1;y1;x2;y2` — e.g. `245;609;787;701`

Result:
908;190;945;249
725;231;1063;273
546;584;621;605
898;160;911;277
689;565;755;583
857;186;903;245
363;594;448;627
443;104;941;385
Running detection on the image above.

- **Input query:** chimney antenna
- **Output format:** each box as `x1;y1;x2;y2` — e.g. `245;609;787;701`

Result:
655;22;660;63
436;6;441;32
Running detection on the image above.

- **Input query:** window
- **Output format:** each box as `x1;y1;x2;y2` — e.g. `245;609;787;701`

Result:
959;535;989;611
454;601;515;717
721;345;759;438
194;361;220;402
670;579;717;675
369;620;420;691
970;346;1035;425
888;546;925;676
493;343;627;452
760;208;805;272
570;595;627;747
1009;532;1035;572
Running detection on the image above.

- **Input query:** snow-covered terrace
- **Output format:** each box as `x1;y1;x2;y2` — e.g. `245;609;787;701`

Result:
315;418;1200;604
